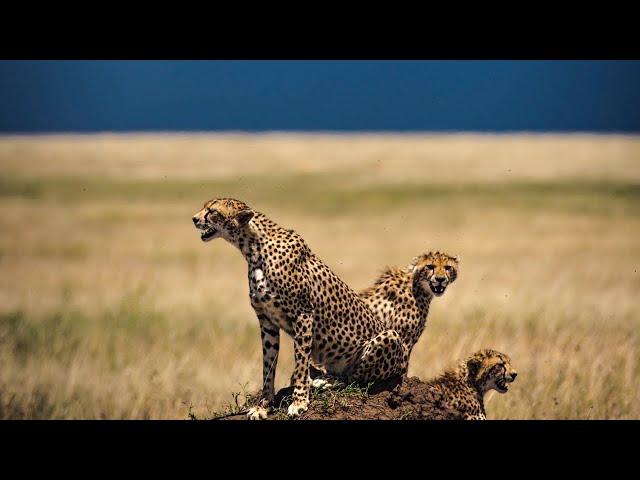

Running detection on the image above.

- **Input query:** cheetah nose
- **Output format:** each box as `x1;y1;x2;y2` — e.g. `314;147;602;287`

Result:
435;276;446;283
511;372;518;380
192;216;199;225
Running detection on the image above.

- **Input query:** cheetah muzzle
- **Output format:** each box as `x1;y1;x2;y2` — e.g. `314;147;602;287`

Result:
194;222;220;242
496;375;515;393
430;283;446;296
200;226;219;241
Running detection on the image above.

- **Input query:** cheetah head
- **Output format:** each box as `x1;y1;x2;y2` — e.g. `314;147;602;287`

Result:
192;197;255;242
412;251;460;297
466;349;517;395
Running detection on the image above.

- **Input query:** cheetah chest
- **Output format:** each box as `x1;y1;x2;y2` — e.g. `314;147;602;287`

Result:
248;265;292;333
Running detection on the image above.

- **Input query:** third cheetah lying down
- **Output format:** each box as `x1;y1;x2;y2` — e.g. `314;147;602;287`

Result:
306;348;517;420
426;348;518;420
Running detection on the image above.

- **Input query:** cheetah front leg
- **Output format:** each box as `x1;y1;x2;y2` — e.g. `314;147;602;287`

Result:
288;312;313;418
246;317;280;420
351;329;409;384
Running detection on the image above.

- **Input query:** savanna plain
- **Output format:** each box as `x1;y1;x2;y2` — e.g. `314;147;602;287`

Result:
0;133;638;420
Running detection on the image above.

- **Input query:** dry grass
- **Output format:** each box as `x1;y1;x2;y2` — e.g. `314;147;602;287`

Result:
0;133;638;419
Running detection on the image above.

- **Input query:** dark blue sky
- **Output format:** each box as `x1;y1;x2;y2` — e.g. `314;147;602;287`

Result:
1;60;639;133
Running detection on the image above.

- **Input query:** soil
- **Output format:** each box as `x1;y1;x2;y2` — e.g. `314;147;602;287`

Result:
215;376;464;420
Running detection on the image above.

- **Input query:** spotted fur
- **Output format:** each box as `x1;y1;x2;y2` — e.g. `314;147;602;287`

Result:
192;198;408;419
428;349;517;420
359;252;459;360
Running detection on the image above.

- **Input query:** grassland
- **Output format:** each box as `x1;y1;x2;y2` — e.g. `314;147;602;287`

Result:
0;133;638;420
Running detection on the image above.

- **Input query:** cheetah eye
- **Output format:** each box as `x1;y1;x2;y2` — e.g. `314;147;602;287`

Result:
426;265;435;270
445;265;453;271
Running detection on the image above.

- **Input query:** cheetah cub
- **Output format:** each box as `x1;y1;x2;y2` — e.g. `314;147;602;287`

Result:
427;349;517;420
359;251;460;361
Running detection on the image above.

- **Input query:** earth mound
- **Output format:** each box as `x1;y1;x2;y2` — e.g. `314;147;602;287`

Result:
215;376;464;420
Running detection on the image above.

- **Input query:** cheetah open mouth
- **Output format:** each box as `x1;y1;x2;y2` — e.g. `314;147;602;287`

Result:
201;227;219;242
496;378;510;393
430;284;446;296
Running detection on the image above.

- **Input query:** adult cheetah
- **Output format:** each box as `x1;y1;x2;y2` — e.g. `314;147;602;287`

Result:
426;348;517;420
359;251;459;361
192;198;408;419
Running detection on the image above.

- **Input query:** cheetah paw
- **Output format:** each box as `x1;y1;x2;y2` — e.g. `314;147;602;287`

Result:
311;378;333;390
287;402;308;418
246;406;268;420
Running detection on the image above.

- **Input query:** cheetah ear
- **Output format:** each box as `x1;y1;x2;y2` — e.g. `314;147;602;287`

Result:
467;358;480;378
454;255;461;264
235;209;254;227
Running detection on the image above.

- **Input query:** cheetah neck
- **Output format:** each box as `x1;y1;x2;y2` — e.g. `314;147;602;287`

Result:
224;213;284;264
460;364;487;412
412;272;434;312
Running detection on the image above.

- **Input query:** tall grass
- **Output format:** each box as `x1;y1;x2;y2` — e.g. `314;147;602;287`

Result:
0;133;638;419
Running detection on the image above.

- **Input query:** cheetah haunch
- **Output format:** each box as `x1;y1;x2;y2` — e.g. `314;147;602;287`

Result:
192;198;409;419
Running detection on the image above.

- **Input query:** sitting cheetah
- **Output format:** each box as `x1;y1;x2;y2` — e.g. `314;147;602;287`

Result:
427;348;517;420
192;198;408;419
359;251;460;361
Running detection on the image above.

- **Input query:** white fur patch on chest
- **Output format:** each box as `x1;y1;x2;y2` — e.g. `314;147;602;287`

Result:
249;267;269;300
253;268;264;282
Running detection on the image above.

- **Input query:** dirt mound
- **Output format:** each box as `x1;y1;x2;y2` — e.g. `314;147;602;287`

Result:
215;376;464;420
